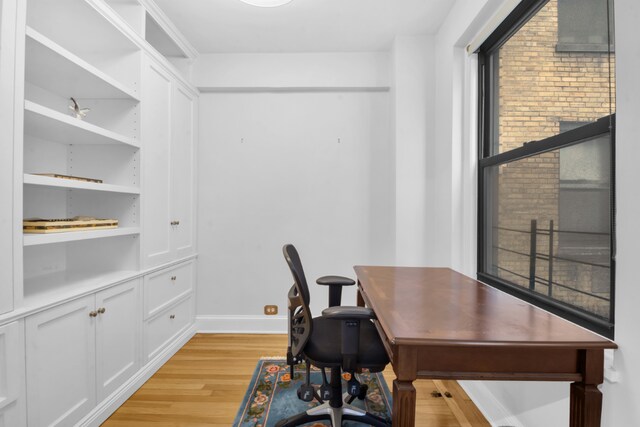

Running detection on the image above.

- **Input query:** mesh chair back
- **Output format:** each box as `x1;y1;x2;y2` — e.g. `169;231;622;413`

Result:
283;244;313;358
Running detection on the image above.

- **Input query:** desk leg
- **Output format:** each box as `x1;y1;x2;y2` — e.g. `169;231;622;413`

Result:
570;383;602;427
357;286;365;307
393;380;416;426
570;349;604;427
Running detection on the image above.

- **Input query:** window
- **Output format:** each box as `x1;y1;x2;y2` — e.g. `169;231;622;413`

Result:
477;0;615;338
557;0;615;52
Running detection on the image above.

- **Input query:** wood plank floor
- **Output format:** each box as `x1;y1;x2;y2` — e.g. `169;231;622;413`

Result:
103;334;490;426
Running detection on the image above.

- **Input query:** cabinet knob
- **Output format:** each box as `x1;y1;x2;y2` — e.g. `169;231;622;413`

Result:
97;307;106;314
170;314;176;319
89;311;98;318
171;276;177;281
170;220;181;226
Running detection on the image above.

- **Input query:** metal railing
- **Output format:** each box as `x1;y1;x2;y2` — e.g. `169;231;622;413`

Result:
493;219;610;303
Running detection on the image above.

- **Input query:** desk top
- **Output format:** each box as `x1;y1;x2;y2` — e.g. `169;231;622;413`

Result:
354;266;617;349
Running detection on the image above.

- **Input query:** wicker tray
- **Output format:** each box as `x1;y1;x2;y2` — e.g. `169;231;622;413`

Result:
24;216;118;234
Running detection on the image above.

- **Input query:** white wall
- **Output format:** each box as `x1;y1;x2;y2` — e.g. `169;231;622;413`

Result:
391;35;436;265
599;0;640;424
429;0;640;425
195;53;395;331
193;52;390;89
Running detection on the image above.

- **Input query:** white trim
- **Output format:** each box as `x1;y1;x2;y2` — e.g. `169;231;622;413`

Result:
466;0;523;54
459;381;523;427
78;323;197;427
198;86;390;93
197;315;287;334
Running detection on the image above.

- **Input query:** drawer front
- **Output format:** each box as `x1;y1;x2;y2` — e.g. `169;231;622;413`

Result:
144;261;193;319
144;296;193;362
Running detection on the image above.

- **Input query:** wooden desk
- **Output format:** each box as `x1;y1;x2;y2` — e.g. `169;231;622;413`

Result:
354;266;617;427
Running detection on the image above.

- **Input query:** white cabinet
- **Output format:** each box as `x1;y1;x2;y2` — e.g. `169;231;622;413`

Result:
143;261;194;362
144;295;193;362
142;57;197;268
4;1;198;424
96;280;141;402
144;260;193;319
26;296;96;427
142;58;173;267
0;321;26;427
170;83;197;260
26;279;140;427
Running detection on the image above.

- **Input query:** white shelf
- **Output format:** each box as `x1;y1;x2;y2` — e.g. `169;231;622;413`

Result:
23;227;140;247
25;26;139;101
23;269;138;309
24;100;140;148
24;174;140;194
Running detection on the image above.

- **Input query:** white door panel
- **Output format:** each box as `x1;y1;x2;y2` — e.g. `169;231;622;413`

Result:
142;58;174;267
26;296;96;427
96;279;140;402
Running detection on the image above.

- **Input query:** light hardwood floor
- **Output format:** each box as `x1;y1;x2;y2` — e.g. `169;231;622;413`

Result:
103;334;489;426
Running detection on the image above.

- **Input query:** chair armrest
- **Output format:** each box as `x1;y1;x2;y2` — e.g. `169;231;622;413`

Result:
316;275;356;287
322;306;375;320
316;276;356;307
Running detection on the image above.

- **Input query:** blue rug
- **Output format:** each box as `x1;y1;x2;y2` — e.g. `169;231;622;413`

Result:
233;358;393;426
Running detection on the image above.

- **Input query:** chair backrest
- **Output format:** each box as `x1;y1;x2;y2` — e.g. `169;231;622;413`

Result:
283;244;313;358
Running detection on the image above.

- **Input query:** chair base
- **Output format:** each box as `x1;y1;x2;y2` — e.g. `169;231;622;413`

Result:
274;366;391;427
274;400;390;427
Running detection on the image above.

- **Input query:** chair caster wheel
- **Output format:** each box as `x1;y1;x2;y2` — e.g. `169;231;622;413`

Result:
297;384;315;402
357;384;369;400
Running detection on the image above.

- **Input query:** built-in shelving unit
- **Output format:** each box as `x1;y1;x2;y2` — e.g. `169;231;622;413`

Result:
2;1;198;425
21;0;143;309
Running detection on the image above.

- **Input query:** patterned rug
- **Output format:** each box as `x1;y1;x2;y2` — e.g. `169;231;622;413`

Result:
233;358;393;426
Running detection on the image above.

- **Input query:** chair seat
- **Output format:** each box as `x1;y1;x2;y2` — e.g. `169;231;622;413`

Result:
304;316;389;371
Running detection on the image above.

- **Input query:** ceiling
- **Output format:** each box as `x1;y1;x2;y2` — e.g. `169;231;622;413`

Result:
153;0;455;54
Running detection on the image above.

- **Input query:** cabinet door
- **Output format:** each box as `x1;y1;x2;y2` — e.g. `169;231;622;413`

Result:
95;279;140;402
26;296;96;427
0;321;26;427
170;84;196;259
142;57;174;267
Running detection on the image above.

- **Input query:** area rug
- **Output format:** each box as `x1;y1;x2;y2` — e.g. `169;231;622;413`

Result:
233;358;393;426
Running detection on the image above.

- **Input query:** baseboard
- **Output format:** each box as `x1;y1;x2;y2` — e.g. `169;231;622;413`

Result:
78;324;197;427
459;381;523;427
196;314;287;333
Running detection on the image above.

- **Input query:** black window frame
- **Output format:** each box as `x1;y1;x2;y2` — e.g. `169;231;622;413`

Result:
476;0;616;339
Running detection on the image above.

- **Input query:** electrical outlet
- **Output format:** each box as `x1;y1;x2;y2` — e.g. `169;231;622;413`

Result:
264;305;278;315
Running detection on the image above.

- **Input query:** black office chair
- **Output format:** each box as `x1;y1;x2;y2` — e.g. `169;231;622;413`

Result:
276;244;391;427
